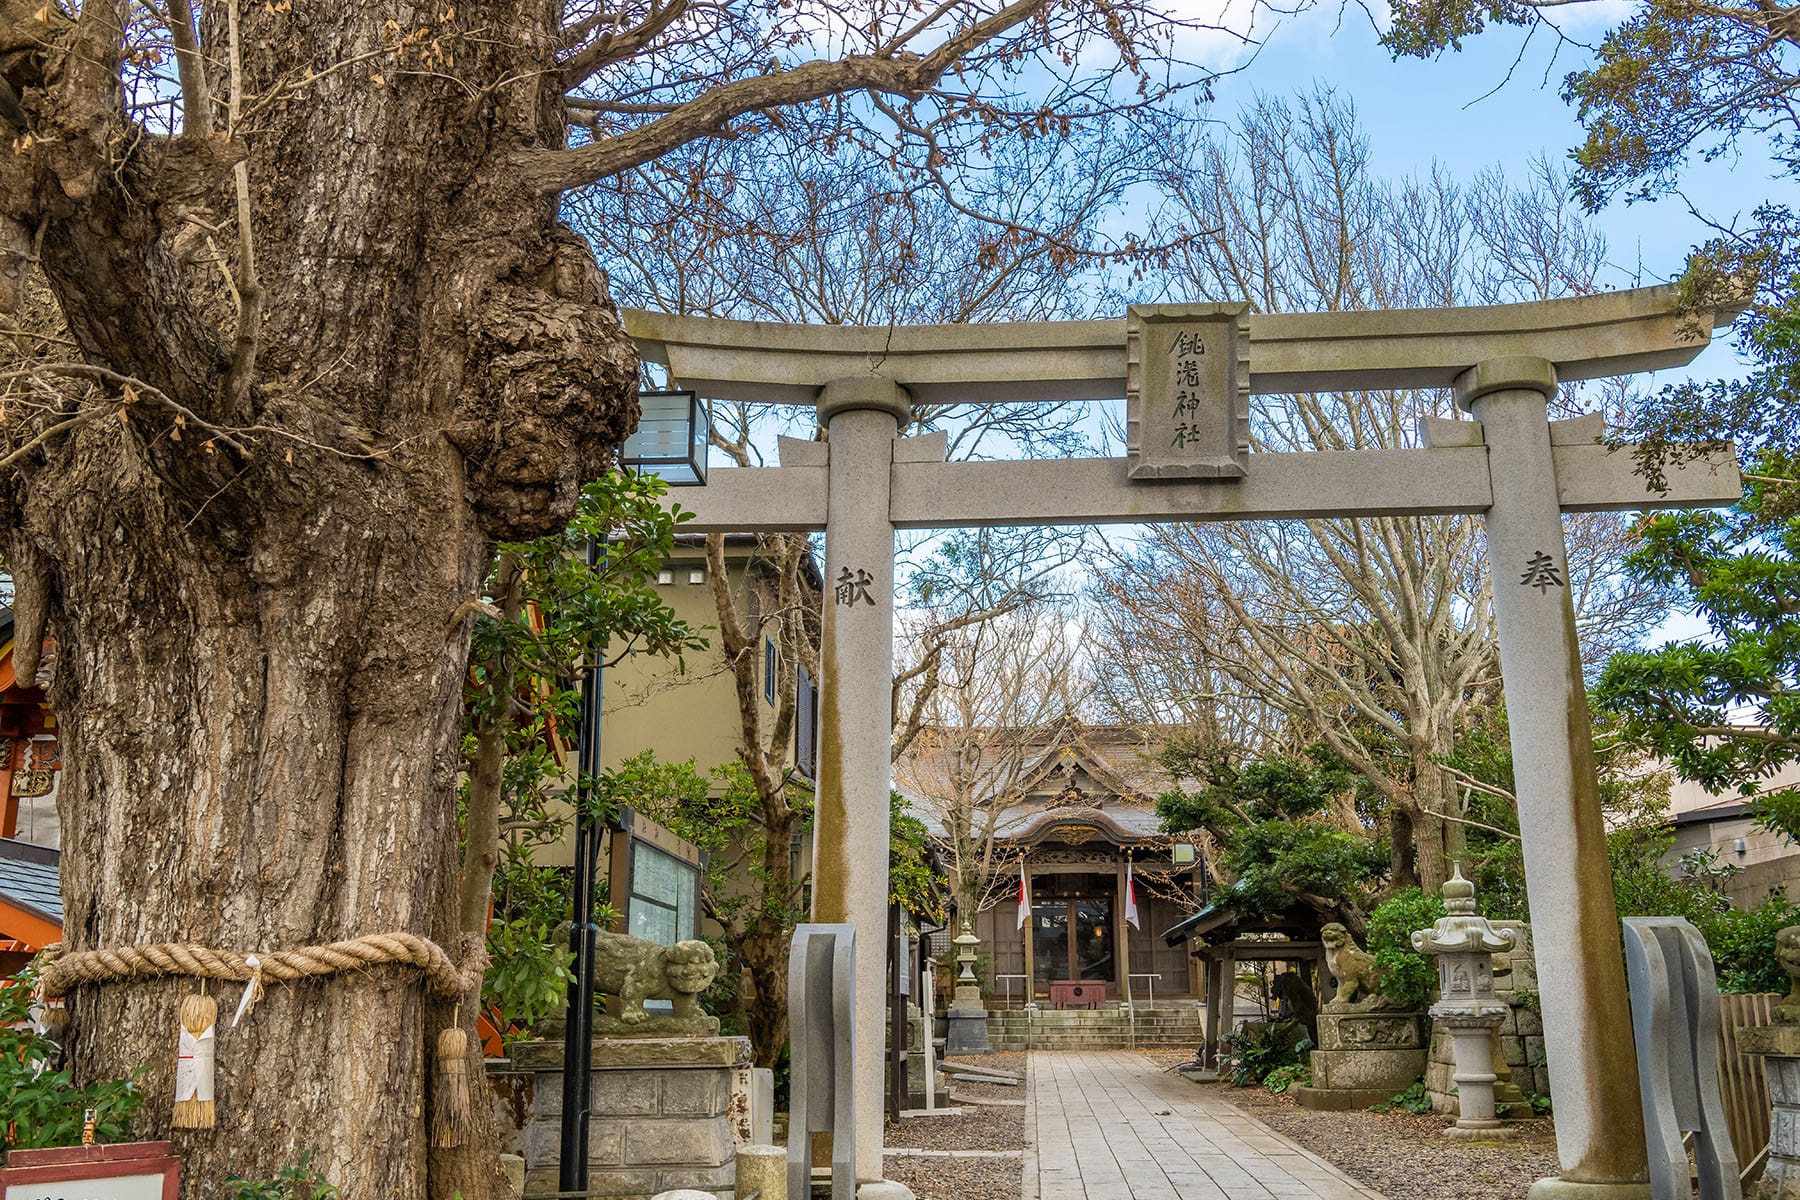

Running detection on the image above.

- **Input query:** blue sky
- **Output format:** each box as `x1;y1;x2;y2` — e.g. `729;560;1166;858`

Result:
1197;4;1789;383
1189;8;1777;641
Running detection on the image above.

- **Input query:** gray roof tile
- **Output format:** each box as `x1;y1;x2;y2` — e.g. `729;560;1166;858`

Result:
0;838;61;926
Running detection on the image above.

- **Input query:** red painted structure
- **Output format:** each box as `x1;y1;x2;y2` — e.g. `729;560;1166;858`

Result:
0;603;62;977
0;1140;181;1198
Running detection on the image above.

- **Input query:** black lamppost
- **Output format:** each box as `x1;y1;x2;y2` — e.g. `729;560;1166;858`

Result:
558;392;709;1194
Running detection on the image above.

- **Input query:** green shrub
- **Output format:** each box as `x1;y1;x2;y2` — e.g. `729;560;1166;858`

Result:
1263;1063;1311;1095
0;973;143;1150
1499;1091;1553;1118
1218;1020;1311;1088
225;1153;340;1200
772;1041;793;1111
1701;896;1800;994
1366;888;1446;1010
1369;1080;1431;1113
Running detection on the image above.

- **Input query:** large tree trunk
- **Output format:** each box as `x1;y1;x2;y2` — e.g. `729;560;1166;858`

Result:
3;4;636;1195
1410;734;1457;892
1387;805;1420;893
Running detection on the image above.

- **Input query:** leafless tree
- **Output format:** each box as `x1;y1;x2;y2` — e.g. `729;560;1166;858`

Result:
1089;90;1672;891
895;600;1086;917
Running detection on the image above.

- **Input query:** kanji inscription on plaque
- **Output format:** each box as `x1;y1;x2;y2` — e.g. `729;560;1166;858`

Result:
1125;303;1251;480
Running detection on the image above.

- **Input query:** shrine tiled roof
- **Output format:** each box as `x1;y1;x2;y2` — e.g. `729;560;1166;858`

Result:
1004;801;1164;844
0;837;60;926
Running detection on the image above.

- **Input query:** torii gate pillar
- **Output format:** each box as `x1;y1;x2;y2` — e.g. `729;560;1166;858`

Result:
1459;357;1651;1199
811;377;911;1195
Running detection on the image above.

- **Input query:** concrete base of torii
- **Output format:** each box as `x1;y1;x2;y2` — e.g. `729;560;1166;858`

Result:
1526;1183;1652;1200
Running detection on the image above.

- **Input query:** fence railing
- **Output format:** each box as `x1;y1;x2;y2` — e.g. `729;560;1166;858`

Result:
1717;991;1778;1186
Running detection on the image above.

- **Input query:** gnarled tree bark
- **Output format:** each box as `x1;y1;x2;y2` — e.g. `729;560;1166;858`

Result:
2;4;633;1196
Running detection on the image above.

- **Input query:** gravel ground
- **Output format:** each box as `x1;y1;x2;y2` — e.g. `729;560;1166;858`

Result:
882;1053;1027;1200
882;1152;1023;1200
1219;1085;1562;1200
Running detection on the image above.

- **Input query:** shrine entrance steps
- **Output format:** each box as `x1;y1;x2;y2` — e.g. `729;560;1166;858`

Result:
989;1002;1207;1051
1025;1050;1388;1200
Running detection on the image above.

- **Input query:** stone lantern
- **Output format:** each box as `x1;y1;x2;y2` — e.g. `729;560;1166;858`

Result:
946;918;991;1054
1412;863;1517;1138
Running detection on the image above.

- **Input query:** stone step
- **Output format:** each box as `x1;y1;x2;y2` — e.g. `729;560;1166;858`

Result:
986;1023;1206;1035
986;1013;1203;1024
987;1036;1202;1050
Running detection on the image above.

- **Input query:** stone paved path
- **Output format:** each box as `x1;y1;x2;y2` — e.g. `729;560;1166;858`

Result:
1025;1052;1389;1200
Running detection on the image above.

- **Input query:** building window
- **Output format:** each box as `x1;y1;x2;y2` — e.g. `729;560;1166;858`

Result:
688;569;706;585
764;637;777;705
795;666;818;780
656;569;673;586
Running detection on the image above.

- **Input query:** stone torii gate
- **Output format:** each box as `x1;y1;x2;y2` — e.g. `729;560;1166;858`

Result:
628;286;1741;1200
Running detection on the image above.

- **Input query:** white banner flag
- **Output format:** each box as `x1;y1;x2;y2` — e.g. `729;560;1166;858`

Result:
1125;860;1140;930
1017;861;1031;930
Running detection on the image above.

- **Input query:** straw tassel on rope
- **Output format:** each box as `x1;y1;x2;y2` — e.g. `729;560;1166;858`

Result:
432;1027;472;1149
172;993;217;1129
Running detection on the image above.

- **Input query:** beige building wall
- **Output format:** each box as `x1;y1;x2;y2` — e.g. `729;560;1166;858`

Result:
600;542;753;780
1665;762;1800;908
536;539;815;870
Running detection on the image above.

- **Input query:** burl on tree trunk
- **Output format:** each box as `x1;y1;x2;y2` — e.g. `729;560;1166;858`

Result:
0;4;635;1196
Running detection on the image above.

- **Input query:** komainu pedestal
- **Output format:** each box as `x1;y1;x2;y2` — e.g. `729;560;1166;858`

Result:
1296;1011;1427;1110
516;1036;751;1200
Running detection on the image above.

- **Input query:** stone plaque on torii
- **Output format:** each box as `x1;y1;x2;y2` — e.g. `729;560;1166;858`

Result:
628;286;1741;1200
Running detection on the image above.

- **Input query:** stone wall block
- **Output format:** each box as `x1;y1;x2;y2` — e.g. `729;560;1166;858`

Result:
660;1162;735;1191
588;1120;625;1166
1773;1107;1800;1158
1500;1035;1526;1067
1772;1056;1800;1097
661;1069;729;1115
598;1072;661;1115
623;1116;731;1166
1515;1006;1543;1037
1309;1047;1427;1091
524;1122;560;1168
533;1071;563;1118
1523;1035;1546;1066
586;1167;663;1194
519;1036;751;1198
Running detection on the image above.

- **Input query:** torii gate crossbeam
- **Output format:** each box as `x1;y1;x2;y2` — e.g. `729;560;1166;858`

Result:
628;287;1743;1200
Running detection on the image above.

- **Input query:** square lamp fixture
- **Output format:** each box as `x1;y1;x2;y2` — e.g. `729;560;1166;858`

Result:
622;389;710;486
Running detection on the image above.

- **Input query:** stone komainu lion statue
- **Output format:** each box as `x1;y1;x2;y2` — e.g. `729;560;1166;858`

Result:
1320;921;1387;1011
594;931;720;1025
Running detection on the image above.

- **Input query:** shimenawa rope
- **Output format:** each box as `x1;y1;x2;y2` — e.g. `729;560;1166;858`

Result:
35;931;487;1147
37;930;479;998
